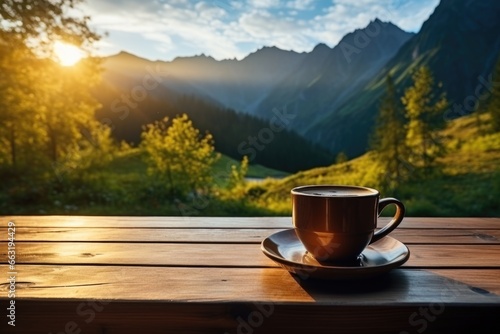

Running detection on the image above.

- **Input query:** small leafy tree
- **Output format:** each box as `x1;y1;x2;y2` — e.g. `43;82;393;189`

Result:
141;114;219;197
229;156;249;188
402;66;448;172
226;155;249;198
55;123;116;178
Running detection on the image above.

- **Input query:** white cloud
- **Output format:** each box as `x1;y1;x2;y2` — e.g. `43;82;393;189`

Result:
299;0;439;47
286;0;314;11
234;9;311;52
389;0;440;31
83;0;439;61
247;0;280;9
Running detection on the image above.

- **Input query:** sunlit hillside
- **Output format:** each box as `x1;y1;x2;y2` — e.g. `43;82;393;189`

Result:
1;106;498;217
247;112;500;217
1;0;499;219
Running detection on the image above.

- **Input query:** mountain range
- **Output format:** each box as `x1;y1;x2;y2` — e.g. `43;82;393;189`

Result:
96;0;500;169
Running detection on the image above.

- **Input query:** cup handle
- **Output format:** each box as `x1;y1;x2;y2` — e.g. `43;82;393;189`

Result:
370;198;405;244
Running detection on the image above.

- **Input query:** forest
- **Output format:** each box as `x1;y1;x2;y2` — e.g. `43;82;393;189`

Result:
1;1;499;217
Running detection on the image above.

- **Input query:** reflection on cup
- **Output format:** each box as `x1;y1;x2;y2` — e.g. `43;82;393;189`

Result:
292;185;405;263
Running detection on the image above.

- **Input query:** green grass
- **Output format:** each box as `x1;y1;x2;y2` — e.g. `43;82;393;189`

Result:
2;112;499;217
244;112;500;217
0;148;289;216
213;154;289;179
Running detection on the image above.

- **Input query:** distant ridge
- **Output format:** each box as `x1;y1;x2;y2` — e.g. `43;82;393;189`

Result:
98;0;500;162
307;0;500;156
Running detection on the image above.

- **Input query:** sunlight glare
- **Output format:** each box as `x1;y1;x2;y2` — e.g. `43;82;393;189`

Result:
54;41;84;66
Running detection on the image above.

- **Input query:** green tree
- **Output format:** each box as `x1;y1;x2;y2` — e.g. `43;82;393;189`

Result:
335;151;348;164
402;66;448;171
0;0;99;52
229;156;249;188
226;155;249;198
38;59;102;165
487;57;500;132
0;0;103;177
141;114;220;197
52;123;116;182
371;74;408;188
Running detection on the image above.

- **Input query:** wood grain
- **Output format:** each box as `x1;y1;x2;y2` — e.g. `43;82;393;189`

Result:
0;242;276;267
0;227;285;243
6;300;500;334
2;242;500;268
1;265;499;301
0;215;499;334
2;215;500;229
1;215;293;228
2;227;499;244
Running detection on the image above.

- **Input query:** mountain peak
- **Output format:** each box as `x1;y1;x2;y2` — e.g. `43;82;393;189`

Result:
111;51;144;60
365;18;405;32
102;51;152;68
262;46;280;51
336;18;413;50
172;53;217;64
254;45;288;54
242;45;305;64
313;43;331;51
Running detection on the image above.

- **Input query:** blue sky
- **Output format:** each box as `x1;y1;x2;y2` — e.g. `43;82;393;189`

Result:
83;0;440;61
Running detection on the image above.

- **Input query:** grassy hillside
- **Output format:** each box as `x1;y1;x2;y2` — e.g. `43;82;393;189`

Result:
3;113;497;217
213;155;289;179
0;148;288;216
246;113;500;217
106;150;288;182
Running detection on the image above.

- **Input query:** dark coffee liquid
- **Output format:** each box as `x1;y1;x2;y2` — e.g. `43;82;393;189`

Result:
294;185;377;197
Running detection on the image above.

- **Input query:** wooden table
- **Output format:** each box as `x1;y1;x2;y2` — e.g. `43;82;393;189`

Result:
1;216;500;333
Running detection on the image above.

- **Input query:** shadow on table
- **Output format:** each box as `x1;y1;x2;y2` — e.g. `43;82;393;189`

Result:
290;268;500;303
275;269;500;334
290;269;410;300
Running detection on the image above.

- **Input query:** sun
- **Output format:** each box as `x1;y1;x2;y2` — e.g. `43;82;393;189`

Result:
53;41;84;66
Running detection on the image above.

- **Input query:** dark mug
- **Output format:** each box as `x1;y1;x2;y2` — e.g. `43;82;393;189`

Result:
291;185;405;263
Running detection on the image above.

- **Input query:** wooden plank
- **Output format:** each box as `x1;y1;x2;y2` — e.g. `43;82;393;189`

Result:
0;216;293;229
4;266;500;332
427;269;500;297
394;217;500;229
1;265;500;302
406;245;500;268
2;242;500;268
390;228;500;245
1;215;498;334
2;215;500;229
6;300;500;334
388;228;500;244
0;227;285;243
0;242;275;267
2;227;499;244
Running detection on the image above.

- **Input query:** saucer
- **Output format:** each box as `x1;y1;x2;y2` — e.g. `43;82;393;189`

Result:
261;229;410;280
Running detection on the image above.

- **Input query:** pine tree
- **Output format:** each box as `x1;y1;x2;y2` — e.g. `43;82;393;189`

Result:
335;152;348;164
402;66;448;172
488;57;500;132
371;74;408;188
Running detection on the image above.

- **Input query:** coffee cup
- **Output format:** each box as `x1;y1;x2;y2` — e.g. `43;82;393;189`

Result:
291;185;405;263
